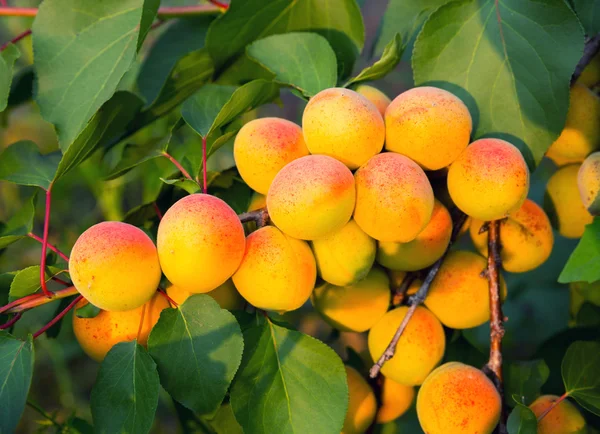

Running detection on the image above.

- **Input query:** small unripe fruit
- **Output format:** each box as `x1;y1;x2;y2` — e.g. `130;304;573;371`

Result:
69;221;161;312
355;85;391;117
376;378;415;423
578;151;600;215
342;366;377;434
167;280;245;310
530;395;587;434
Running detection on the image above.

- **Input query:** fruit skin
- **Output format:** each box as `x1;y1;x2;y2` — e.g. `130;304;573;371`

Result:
448;138;530;221
157;194;246;293
69;221;162;312
234;117;309;194
73;293;170;362
368;306;445;385
311;220;376;286
577;52;600;88
354;153;434;243
417;362;502;434
355;84;391;117
529;395;587;434
385;86;472;171
342;366;377;434
247;192;266;212
232;226;316;312
545;164;593;238
578;151;600;215
376;378;415;423
311;268;390;332
470;199;554;273
377;200;452;271
167;280;245;310
302;87;385;169
267;155;356;240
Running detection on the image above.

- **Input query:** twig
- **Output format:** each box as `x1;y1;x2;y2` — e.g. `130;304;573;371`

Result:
391;272;417;306
572;34;600;85
536;392;569;422
27;400;63;429
0;5;221;18
0;312;22;330
202;136;208;194
207;0;229;9
28;233;70;262
33;295;82;339
3;286;79;314
238;208;269;227
0;28;31;52
162;151;194;182
39;185;54;297
157;288;178;307
153;202;163;220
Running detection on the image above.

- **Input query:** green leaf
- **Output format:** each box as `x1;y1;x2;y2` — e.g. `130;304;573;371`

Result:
346;33;403;87
148;295;244;415
412;0;584;167
559;218;600;283
137;0;160;50
562;341;600;415
571;281;600;307
505;360;550;407
507;404;538;434
230;316;348;434
0;44;20;112
91;341;160;434
572;0;600;35
0;333;34;434
160;177;202;194
247;33;337;97
0;193;36;249
0;141;60;189
32;0;156;150
9;265;65;299
75;302;101;319
209;404;243;434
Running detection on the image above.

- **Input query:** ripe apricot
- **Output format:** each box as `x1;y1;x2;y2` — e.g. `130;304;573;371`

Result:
167;280;245;310
342;366;377;434
302;87;385;169
578;151;600;215
417;362;502;434
470;199;554;273
354;153;434;243
73;293;169;362
267;155;355;240
247;192;266;211
530;395;587;434
377;200;452;271
157;194;245;293
233;117;309;194
385;86;472;171
355;84;391;117
232;226;316;312
368;306;445;385
376;378;415;423
448;138;529;221
577;52;600;88
69;221;161;312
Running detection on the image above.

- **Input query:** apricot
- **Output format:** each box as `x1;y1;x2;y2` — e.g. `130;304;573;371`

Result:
247;192;266;211
232;226;316;312
167;280;245;310
342;366;377;434
69;221;161;312
302;87;385;169
577;52;600;88
355;84;391;117
354;153;434;243
448;138;529;221
417;362;502;434
545;164;593;238
73;293;170;362
578;151;600;215
311;268;390;332
376;378;415;423
311;220;376;286
470;199;554;273
377;200;452;271
530;395;586;434
267;155;355;240
233;117;309;194
385;86;472;171
157;194;245;293
368;306;445;385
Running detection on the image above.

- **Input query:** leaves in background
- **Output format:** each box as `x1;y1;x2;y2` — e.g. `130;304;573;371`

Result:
182;85;237;137
0;44;20;112
572;0;600;35
346;33;403;87
505;360;550;407
562;341;600;415
0;193;36;249
506;404;537;434
9;265;65;300
0;141;60;190
75;302;101;319
559;218;600;284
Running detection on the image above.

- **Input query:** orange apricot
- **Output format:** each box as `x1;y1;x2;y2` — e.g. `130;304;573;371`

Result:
376;378;415;423
578;151;600;215
342;366;377;434
355;84;391;117
530;395;587;434
167;280;245;310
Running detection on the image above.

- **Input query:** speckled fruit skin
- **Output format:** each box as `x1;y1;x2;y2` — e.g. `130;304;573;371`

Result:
356;85;391;117
578;152;600;215
311;220;376;286
530;395;587;434
545;164;593;238
267;155;356;240
342;366;377;434
234;117;309;195
232;226;316;312
368;306;445;386
167;280;245;310
311;268;390;332
302;87;385;169
157;194;245;293
385;86;472;171
376;378;415;423
448;138;530;221
72;293;169;362
377;200;452;271
69;221;162;312
354;152;434;243
417;362;502;434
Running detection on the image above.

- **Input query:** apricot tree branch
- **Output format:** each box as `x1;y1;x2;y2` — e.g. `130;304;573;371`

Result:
0;312;22;330
28;233;70;262
33;295;83;338
238;208;270;227
391;272;417;306
0;28;31;52
2;286;79;314
162;151;194;182
572;34;600;85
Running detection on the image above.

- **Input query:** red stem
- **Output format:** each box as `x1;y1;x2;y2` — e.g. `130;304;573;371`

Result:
153;202;163;220
0;293;45;315
202;136;208;194
0;1;6;8
39;185;53;297
208;0;229;9
162;151;194;182
5;287;79;314
157;288;178;307
33;295;82;339
537;393;569;421
0;28;31;52
28;233;69;262
51;276;71;287
0;313;22;330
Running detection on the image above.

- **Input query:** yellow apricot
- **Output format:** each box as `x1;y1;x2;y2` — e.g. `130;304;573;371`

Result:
530;395;587;434
354;153;434;243
73;293;170;362
69;221;161;312
376;378;415;423
448;138;530;221
470;199;554;273
377;200;452;271
267;155;355;240
302;87;385;169
578;151;600;215
232;226;316;312
577;52;600;88
247;192;266;212
385;86;472;171
311;268;390;332
311;220;376;286
368;306;445;385
233;117;309;194
355;84;391;117
417;362;502;434
167;280;245;310
545;164;593;238
157;194;245;293
343;366;377;434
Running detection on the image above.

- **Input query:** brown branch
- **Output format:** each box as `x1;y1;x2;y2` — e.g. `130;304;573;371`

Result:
391;272;417;306
238;208;269;227
572;34;600;85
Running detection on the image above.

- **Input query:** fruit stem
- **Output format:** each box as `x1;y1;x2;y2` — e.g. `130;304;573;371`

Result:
208;0;229;9
0;5;222;19
3;286;79;314
162;151;195;183
137;303;147;342
27;400;63;429
391;272;417;306
0;312;23;330
537;392;569;422
202;136;208;194
28;233;70;262
0;28;31;52
40;185;54;297
572;34;600;85
157;288;178;307
32;295;83;339
238;208;270;227
153;202;163;220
